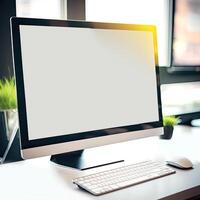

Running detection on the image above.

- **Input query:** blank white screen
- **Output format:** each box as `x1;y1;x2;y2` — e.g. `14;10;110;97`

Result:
19;25;159;140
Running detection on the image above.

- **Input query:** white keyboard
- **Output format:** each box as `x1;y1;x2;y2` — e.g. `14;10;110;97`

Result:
73;160;175;195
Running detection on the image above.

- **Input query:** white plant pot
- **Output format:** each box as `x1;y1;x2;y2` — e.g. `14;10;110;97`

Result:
0;109;18;157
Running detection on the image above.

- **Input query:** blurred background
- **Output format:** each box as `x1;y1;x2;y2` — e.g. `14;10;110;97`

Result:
0;0;200;126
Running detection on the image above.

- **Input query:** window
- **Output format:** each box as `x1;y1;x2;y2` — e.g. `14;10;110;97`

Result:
161;82;200;116
86;0;171;67
16;0;67;19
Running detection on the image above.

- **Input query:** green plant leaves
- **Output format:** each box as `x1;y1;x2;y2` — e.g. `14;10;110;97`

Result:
163;116;179;126
0;77;17;110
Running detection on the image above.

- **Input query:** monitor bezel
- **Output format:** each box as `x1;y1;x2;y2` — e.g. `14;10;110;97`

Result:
11;17;163;150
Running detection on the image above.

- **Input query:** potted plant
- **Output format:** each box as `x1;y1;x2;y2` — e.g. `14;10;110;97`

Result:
0;77;17;157
160;116;179;139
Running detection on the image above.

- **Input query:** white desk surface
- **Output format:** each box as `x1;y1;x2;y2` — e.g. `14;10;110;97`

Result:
0;125;200;200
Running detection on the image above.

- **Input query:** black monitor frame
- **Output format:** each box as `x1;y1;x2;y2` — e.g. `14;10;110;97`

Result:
11;17;163;150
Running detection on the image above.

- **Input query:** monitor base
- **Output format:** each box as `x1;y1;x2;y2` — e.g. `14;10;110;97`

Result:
50;150;124;170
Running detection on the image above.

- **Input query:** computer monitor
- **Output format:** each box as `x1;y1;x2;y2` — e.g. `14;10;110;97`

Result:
11;17;163;169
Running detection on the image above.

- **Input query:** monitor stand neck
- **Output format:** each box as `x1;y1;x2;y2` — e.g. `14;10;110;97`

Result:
50;150;124;170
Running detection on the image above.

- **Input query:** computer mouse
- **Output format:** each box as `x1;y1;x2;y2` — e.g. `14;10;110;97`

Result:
166;157;193;169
